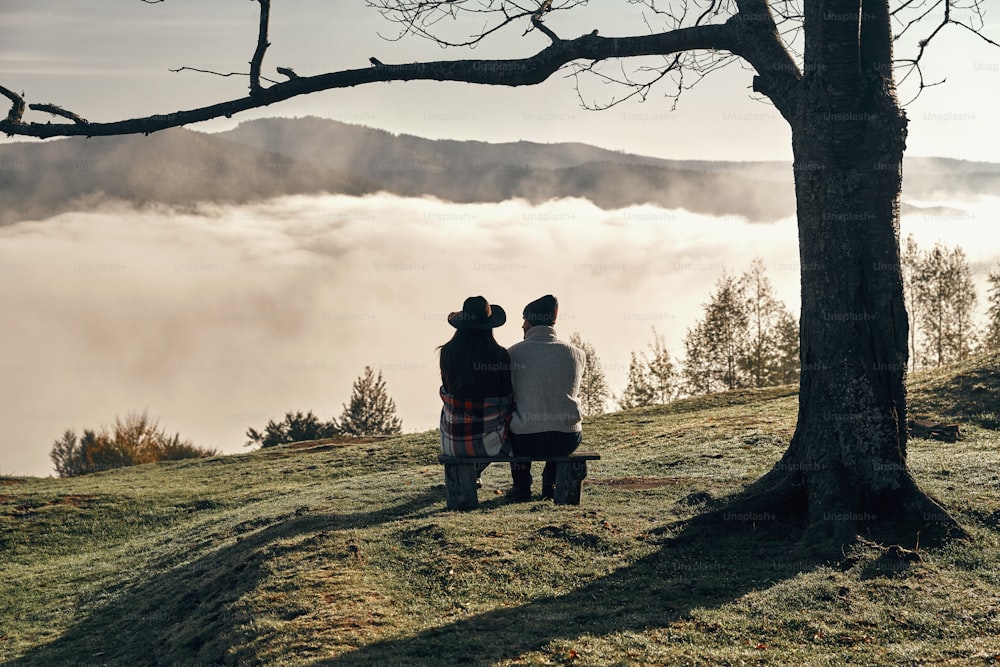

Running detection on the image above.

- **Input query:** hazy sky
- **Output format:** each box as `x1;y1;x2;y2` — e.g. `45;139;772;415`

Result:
1;1;998;161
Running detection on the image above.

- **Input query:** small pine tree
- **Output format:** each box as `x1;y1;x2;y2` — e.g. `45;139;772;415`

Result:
682;261;797;394
569;332;610;417
338;366;403;436
771;309;800;385
618;352;656;410
740;258;795;388
246;410;340;448
645;328;677;404
682;272;750;394
912;241;978;367
901;234;922;370
985;268;1000;350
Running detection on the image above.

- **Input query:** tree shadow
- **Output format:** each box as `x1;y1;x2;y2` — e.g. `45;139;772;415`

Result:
7;489;444;667
309;519;827;667
8;490;829;667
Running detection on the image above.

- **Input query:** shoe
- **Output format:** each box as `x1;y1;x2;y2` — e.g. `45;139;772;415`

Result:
476;477;483;489
505;487;532;502
541;485;555;500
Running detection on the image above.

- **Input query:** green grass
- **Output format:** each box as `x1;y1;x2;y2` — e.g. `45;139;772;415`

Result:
2;355;1000;666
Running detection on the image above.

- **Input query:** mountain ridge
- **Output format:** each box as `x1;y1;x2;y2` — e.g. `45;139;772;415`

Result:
2;116;997;226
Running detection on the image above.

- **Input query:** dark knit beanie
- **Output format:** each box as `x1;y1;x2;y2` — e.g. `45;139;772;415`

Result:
523;294;558;326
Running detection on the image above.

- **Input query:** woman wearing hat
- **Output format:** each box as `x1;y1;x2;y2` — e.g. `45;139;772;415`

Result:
438;296;515;468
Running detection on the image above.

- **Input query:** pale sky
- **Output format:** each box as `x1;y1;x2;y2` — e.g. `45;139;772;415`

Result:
1;1;998;162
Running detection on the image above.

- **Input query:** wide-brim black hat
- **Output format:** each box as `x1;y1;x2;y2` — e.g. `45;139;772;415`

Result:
448;296;507;329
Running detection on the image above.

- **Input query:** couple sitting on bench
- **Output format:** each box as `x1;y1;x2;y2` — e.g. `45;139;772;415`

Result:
439;293;584;501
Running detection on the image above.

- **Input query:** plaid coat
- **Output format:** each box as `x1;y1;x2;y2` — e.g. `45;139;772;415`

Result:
439;387;514;457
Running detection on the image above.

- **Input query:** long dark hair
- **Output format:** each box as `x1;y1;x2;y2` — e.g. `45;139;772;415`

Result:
439;328;512;398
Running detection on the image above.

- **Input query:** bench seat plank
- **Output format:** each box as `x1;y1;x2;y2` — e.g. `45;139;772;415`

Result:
438;451;601;464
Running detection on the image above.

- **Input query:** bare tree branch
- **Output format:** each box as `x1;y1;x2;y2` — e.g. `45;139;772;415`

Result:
368;0;595;48
1;23;746;139
2;0;987;139
951;17;1000;48
891;0;997;103
169;66;280;85
529;15;561;43
0;84;25;124
27;103;88;125
249;0;272;95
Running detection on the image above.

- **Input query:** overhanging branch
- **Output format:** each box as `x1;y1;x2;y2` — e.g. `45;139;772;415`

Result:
1;24;743;139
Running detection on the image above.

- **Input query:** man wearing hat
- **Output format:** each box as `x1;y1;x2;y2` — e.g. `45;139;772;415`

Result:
506;294;585;500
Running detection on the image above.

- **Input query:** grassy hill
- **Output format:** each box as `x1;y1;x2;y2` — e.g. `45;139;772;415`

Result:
2;356;1000;665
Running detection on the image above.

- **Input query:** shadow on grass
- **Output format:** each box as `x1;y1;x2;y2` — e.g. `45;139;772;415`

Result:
9;490;827;667
311;519;825;667
6;489;444;667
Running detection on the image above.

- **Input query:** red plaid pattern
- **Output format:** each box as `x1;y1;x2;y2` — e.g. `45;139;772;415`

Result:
439;388;513;457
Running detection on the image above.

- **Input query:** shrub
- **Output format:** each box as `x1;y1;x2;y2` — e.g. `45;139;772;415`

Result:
246;410;340;448
49;412;218;477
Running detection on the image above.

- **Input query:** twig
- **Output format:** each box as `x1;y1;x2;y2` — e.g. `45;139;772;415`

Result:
0;83;26;124
169;66;279;85
530;15;560;43
28;103;88;124
249;0;272;95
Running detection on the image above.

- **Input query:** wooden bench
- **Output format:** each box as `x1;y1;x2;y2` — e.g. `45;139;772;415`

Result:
438;451;601;510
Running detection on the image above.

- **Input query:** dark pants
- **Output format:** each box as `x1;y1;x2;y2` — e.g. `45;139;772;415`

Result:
509;431;582;489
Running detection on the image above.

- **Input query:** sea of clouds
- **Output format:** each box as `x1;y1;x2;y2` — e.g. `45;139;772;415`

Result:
2;193;998;476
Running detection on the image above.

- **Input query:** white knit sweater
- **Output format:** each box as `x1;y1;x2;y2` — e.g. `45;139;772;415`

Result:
508;325;585;434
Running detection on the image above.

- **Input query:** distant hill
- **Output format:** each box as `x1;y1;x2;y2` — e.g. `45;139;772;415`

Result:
2;116;998;226
0;128;375;225
217;117;798;221
215;117;1000;216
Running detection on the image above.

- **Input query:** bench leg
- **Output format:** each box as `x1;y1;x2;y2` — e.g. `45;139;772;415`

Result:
554;460;588;505
443;463;479;510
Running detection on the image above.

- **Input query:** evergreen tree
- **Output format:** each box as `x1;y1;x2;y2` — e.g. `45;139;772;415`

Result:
682;273;750;394
985;268;1000;350
740;258;793;388
682;262;798;393
246;410;340;448
912;241;978;367
900;234;923;370
645;328;678;404
771;309;801;385
949;246;979;362
618;352;656;410
682;319;715;396
338;366;403;436
569;332;610;417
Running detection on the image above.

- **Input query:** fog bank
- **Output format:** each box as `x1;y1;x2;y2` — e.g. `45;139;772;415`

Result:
1;193;996;476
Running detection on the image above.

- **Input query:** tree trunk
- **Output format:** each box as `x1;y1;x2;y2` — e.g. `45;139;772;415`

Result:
718;0;967;547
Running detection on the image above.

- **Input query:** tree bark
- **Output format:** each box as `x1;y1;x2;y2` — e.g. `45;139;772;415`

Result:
722;0;967;547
